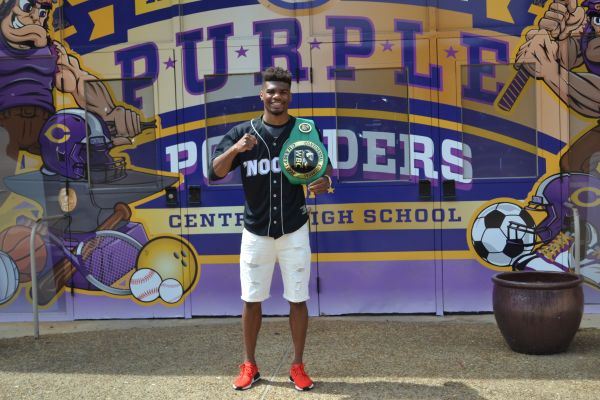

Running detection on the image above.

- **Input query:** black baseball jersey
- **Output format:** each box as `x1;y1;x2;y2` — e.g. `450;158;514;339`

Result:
209;116;325;239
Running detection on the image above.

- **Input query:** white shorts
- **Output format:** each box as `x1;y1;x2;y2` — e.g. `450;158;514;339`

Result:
240;222;311;303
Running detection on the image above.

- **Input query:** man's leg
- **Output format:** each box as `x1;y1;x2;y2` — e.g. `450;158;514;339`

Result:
238;227;276;363
277;223;311;363
289;301;308;363
242;301;262;363
234;300;263;390
234;227;275;390
276;223;314;390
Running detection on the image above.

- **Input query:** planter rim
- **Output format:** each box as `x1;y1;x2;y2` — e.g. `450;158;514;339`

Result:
492;271;583;290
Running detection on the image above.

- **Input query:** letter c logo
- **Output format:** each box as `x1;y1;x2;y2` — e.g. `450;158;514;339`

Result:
571;187;600;208
44;123;71;144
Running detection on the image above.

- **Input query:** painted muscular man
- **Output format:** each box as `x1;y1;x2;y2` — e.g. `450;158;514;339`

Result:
516;0;600;174
509;0;600;273
0;0;141;205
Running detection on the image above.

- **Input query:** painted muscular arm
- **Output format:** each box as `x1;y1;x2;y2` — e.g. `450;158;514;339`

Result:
560;36;584;70
530;34;600;117
560;71;600;118
516;1;585;90
53;41;141;143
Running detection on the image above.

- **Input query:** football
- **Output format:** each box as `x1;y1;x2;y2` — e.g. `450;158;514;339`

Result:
471;202;536;267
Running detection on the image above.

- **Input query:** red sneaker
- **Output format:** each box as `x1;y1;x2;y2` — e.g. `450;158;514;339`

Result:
233;362;260;390
289;363;314;391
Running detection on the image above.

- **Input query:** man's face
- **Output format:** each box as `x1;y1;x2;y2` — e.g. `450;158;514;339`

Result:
260;81;291;116
1;0;51;49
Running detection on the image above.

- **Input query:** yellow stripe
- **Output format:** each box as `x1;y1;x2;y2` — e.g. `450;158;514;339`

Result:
159;107;539;155
134;0;173;15
199;251;472;264
206;111;262;128
337;108;409;122
134;202;478;235
316;250;471;262
463;123;537;155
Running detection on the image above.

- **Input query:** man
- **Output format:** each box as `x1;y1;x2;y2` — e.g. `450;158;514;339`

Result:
0;0;142;207
209;67;332;391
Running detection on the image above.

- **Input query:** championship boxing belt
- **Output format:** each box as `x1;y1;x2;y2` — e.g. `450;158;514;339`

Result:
279;118;328;185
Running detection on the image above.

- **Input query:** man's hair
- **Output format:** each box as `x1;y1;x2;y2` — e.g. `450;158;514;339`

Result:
262;67;292;86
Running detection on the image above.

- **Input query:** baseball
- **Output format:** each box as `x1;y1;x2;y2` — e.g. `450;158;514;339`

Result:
129;268;161;302
159;278;183;304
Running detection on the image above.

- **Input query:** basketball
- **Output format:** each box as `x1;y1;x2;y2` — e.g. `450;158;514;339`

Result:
0;225;47;283
0;250;19;304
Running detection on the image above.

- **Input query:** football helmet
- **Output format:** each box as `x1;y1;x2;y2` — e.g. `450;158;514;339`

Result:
39;108;126;183
507;174;570;245
507;173;600;247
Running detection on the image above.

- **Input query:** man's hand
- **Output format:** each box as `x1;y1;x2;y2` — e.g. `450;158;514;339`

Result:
105;106;141;144
516;29;559;78
539;0;585;40
307;175;331;195
234;133;257;153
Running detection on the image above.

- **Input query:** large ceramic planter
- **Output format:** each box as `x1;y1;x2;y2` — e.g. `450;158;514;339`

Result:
492;271;584;355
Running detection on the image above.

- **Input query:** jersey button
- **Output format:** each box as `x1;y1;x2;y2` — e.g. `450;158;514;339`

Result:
273;220;277;224
273;180;277;184
273;206;277;210
273;194;277;198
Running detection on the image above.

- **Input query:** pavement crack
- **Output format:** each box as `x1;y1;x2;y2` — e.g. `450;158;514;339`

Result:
259;345;290;400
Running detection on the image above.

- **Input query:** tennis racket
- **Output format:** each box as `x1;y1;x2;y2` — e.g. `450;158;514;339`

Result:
34;202;133;305
46;228;142;295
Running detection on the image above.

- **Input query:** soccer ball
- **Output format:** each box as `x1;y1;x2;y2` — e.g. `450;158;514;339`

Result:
471;202;536;267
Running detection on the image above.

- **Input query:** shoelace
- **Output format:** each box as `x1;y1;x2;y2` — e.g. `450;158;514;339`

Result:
240;364;255;377
539;232;573;260
291;364;307;377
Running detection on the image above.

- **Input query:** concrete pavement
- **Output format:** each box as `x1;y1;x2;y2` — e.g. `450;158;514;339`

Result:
1;314;600;399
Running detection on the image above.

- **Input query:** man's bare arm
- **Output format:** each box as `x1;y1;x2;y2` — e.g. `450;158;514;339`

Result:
307;164;334;195
212;133;257;179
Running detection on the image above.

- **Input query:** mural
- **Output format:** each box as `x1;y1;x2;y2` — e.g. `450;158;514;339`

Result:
469;0;600;289
0;0;597;319
0;0;198;312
